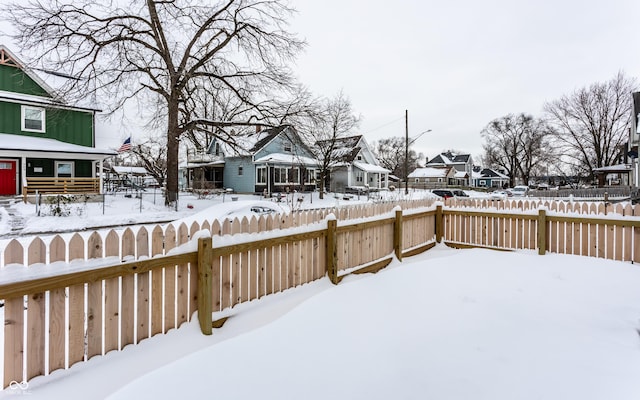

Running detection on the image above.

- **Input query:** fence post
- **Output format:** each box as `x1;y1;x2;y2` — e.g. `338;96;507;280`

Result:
197;237;213;335
394;208;403;261
435;204;443;243
537;208;547;255
326;218;338;284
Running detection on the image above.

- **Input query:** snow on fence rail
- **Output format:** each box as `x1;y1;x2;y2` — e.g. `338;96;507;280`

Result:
2;196;639;389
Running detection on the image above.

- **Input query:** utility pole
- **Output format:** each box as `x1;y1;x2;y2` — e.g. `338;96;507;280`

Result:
405;109;409;195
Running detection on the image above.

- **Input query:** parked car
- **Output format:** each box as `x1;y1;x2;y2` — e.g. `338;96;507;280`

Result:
432;189;455;199
452;190;469;197
509;185;529;197
489;190;510;200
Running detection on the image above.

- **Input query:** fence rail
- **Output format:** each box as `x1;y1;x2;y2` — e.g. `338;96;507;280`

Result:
2;196;640;389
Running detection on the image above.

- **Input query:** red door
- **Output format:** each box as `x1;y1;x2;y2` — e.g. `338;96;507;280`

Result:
0;160;17;195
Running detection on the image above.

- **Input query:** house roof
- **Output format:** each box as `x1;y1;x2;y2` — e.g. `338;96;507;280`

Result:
0;45;101;112
254;152;317;166
316;135;363;162
593;164;632;173
353;162;390;174
427;151;471;166
0;45;56;97
454;171;468;178
473;168;509;179
0;132;116;156
112;166;148;175
408;166;452;178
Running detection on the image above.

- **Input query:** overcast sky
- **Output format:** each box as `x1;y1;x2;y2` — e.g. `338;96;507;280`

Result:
290;0;640;162
2;0;640;164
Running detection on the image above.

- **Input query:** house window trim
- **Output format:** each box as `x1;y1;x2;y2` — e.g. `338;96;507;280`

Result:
283;142;292;153
21;105;46;133
55;161;74;178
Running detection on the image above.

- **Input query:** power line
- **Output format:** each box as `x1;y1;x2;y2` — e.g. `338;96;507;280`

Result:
362;116;404;135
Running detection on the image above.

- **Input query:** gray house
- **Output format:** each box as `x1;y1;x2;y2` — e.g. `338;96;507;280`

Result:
207;125;318;194
318;135;389;192
426;151;474;186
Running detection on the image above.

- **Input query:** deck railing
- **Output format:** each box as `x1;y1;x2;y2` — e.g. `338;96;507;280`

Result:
23;177;101;202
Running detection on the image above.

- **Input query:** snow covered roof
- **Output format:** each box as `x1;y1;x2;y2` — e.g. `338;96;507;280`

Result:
408;167;452;178
474;168;509;179
254;152;317;166
593;164;632;173
112;166;148;175
353;162;390;174
454;170;468;178
0;132;116;156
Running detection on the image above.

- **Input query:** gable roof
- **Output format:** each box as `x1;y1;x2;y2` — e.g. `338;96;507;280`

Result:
427;151;472;166
0;45;56;98
316;135;364;163
474;168;509;179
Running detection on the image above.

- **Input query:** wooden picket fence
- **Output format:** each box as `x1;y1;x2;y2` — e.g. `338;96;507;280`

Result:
0;199;437;388
442;198;640;261
2;196;640;390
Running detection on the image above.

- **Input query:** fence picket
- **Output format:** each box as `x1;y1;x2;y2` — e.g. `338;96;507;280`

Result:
3;240;24;388
104;231;120;353
48;235;66;373
86;232;103;359
258;215;267;297
26;238;46;380
231;218;241;306
220;219;232;310
240;217;250;304
164;225;177;333
265;215;275;295
177;223;191;321
136;227;150;343
67;234;85;367
151;226;164;336
121;228;135;348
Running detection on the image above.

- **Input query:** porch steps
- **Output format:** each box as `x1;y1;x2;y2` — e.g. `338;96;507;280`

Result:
0;196;26;235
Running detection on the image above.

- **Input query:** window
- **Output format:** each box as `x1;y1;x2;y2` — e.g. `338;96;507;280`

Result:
55;161;73;178
355;171;364;183
284;142;292;152
289;168;300;184
357;155;362;161
274;167;288;184
256;166;267;184
238;166;243;176
21;105;46;133
306;169;316;183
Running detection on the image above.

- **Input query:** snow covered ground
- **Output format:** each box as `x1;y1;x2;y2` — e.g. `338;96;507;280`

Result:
1;189;639;399
1;245;638;399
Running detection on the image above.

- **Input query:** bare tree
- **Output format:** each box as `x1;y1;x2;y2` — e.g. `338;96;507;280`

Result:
305;90;360;199
544;72;637;179
374;137;422;180
481;113;551;187
5;0;306;205
130;138;167;189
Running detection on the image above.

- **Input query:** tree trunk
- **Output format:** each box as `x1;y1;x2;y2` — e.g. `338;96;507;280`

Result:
165;99;180;206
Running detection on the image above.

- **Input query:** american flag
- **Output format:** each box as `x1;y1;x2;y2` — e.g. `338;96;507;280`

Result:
118;137;132;153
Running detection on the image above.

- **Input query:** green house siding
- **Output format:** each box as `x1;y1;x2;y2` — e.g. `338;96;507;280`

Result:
26;158;93;178
0;64;50;97
0;101;94;146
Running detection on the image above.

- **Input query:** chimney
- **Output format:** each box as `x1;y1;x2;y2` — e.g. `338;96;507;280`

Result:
256;124;261;133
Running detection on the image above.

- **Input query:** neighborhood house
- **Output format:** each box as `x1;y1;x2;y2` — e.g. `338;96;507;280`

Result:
0;45;115;198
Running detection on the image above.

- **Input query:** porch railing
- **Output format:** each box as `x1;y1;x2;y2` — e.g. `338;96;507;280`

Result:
24;177;100;201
